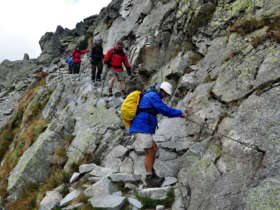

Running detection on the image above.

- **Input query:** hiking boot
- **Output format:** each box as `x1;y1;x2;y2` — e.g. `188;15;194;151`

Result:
145;175;164;188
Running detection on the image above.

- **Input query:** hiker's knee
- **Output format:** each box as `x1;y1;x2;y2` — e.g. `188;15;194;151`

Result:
145;147;154;156
108;77;115;85
152;140;158;152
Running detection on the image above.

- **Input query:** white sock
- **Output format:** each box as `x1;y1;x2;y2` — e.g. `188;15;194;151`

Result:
146;172;153;176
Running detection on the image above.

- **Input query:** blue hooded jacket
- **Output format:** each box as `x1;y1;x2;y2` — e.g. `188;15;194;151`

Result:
66;56;73;66
129;91;182;134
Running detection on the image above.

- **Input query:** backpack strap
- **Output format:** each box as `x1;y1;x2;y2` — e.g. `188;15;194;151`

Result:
137;108;156;115
143;83;161;95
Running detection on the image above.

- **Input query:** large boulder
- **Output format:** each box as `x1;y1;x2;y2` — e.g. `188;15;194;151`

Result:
38;32;63;64
0;59;37;88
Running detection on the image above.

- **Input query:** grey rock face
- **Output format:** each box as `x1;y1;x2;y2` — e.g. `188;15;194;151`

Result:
1;0;280;209
120;157;134;173
162;177;177;187
244;178;280;210
75;22;87;36
154;159;180;178
109;173;142;182
138;187;171;200
155;114;188;138
89;164;117;177
0;90;21;128
128;197;143;209
69;172;80;184
38;32;63;64
179;160;221;210
40;191;62;210
84;178;114;197
59;190;80;207
23;53;30;61
212;39;280;103
158;148;177;161
89;195;126;210
79;163;99;174
102;145;129;171
62;202;84;210
7;128;65;200
131;154;146;177
156;205;164;210
0;59;37;88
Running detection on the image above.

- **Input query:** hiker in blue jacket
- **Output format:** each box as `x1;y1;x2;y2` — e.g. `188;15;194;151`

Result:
129;82;184;187
66;56;73;74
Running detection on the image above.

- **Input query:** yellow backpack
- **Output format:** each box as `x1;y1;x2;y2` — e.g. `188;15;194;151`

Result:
121;90;142;129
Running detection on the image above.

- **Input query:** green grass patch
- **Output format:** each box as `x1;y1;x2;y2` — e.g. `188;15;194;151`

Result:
7;169;72;208
136;188;175;208
81;203;95;210
80;152;101;166
189;52;203;65
227;16;280;45
0;109;23;161
203;74;214;83
160;0;169;4
7;182;40;209
113;182;130;196
64;135;75;147
121;202;130;210
70;193;90;206
227;17;266;36
70;162;80;172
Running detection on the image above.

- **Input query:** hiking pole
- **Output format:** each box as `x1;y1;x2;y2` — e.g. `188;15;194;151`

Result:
100;67;108;97
94;67;108;107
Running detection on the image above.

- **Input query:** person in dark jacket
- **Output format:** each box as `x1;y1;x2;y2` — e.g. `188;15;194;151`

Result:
129;82;185;187
103;40;131;97
90;37;104;82
70;46;89;74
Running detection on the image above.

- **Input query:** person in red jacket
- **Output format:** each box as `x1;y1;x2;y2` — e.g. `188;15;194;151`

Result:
103;40;131;97
70;45;89;74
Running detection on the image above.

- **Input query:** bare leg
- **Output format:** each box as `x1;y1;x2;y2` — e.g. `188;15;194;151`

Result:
144;141;158;173
120;80;126;92
144;141;163;187
108;76;116;89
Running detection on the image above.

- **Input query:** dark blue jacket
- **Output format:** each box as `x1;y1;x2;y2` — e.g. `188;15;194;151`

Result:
129;91;182;134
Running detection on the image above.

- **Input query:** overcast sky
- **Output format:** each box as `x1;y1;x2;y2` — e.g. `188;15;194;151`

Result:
0;0;111;63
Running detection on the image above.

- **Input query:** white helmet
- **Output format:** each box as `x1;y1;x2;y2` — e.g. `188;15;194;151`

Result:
160;81;173;95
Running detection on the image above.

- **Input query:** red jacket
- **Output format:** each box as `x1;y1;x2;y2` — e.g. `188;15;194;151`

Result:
71;48;89;63
103;48;130;72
